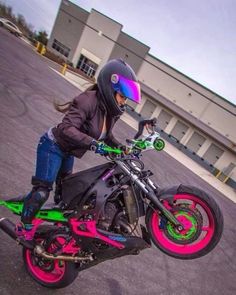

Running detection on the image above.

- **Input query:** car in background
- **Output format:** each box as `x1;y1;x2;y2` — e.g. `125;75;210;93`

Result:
0;18;23;37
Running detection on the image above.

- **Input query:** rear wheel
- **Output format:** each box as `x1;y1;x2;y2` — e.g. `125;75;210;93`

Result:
146;189;223;259
22;228;79;288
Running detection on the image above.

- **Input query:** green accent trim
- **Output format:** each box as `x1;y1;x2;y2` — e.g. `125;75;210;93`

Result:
0;200;68;222
36;210;68;222
103;145;122;154
0;201;23;215
166;211;197;240
134;140;147;150
134;139;162;151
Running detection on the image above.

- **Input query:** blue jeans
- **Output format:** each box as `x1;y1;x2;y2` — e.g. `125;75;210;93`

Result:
21;133;74;224
35;133;74;183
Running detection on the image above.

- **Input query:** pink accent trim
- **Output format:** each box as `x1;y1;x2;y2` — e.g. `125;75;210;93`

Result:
62;237;79;254
18;219;43;240
70;219;124;249
163;200;172;210
151;194;215;255
102;169;114;181
190;201;197;210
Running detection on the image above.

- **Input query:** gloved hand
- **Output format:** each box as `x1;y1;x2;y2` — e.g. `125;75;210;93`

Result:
118;144;131;155
90;140;108;155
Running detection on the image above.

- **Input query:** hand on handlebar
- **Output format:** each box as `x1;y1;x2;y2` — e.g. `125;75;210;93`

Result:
90;141;126;156
118;144;131;155
90;140;108;155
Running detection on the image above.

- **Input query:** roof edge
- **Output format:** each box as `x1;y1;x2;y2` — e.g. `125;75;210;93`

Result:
147;52;236;108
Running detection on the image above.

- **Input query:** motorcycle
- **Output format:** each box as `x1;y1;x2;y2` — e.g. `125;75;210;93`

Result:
0;122;224;289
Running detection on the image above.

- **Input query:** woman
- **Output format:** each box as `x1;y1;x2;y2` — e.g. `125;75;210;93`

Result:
18;58;141;238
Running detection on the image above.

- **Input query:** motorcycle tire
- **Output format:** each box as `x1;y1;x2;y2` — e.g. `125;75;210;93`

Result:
22;228;79;288
146;186;224;259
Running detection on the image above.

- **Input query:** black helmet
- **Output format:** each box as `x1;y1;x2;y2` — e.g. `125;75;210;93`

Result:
97;59;141;117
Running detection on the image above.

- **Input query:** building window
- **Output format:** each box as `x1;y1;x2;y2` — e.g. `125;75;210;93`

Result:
52;39;70;58
77;54;98;78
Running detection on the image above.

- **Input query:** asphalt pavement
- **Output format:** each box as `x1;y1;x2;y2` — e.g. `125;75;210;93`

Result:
0;27;236;295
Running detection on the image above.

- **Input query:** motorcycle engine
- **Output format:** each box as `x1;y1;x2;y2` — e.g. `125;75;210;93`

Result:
98;201;118;230
99;200;134;234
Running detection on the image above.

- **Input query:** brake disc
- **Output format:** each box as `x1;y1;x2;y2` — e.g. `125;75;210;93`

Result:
163;205;203;245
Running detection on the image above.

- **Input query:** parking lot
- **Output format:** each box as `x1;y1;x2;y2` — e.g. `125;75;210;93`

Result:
0;27;236;295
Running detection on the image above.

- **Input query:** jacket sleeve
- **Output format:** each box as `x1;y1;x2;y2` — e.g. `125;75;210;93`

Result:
57;93;94;148
104;116;122;148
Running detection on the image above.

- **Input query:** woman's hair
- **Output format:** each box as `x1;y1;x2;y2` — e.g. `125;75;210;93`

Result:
54;83;98;113
53;100;72;113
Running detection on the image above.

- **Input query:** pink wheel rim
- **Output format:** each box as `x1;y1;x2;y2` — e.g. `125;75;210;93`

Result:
151;194;215;255
25;239;66;283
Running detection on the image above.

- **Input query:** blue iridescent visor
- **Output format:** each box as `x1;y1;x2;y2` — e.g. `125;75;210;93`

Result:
111;74;141;104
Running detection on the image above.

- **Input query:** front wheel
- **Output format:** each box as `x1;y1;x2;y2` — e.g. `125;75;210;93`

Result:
153;138;165;151
146;187;223;259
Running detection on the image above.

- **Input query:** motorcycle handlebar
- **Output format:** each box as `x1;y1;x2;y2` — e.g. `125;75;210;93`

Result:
90;141;123;156
91;128;164;158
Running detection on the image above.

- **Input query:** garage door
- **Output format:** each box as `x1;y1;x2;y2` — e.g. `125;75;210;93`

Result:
186;132;206;153
140;99;156;119
203;143;224;165
170;120;189;142
157;110;173;131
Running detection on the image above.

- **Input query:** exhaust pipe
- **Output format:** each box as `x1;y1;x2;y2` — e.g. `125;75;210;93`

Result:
0;218;34;250
34;245;93;262
0;218;93;262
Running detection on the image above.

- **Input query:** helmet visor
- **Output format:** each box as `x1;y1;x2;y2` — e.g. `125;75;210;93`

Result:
111;74;141;104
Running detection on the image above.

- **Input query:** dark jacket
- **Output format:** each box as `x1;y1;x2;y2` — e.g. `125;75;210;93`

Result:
52;90;120;158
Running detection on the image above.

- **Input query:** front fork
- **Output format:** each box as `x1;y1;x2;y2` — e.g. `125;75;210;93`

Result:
145;178;183;230
116;160;184;231
146;190;183;231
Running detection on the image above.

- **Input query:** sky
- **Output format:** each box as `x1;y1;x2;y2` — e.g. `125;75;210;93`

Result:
3;0;236;106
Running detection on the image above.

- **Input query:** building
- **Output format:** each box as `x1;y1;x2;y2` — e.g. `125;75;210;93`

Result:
48;0;236;188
